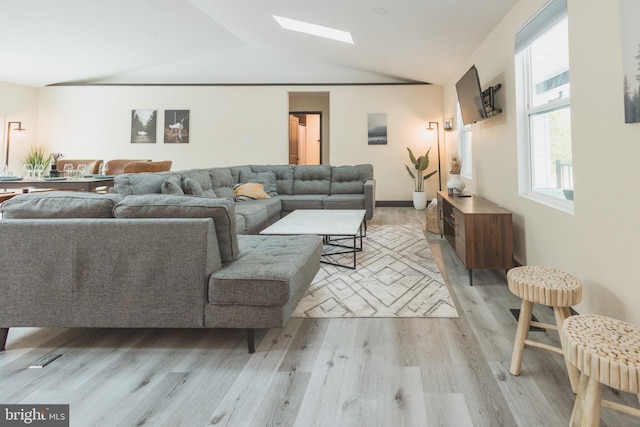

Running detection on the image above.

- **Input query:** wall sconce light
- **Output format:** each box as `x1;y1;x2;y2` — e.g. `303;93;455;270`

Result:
5;121;26;167
427;121;442;191
444;118;454;132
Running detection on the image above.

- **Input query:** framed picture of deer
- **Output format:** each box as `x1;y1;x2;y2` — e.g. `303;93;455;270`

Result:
164;110;190;143
131;109;157;143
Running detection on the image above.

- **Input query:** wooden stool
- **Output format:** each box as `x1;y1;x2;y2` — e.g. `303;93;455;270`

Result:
562;314;640;426
507;266;582;393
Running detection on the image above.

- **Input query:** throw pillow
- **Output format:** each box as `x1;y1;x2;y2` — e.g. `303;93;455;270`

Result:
239;170;278;196
161;176;184;195
183;177;217;198
233;183;271;201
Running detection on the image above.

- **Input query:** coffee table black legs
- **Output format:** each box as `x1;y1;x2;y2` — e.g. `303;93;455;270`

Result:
321;222;364;269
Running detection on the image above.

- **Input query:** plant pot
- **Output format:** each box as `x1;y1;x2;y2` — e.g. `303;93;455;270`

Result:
447;174;465;195
412;191;428;210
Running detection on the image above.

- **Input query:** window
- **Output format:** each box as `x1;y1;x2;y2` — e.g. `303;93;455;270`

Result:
515;0;573;211
457;103;473;178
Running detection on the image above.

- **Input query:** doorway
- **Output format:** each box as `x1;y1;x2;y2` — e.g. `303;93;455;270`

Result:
289;112;322;165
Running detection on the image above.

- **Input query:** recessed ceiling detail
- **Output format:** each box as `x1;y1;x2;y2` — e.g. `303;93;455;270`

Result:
273;15;354;44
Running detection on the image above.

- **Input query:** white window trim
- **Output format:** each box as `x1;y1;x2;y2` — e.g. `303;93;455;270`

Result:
515;6;574;214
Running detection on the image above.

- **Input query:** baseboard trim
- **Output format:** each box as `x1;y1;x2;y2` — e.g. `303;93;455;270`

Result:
376;201;414;207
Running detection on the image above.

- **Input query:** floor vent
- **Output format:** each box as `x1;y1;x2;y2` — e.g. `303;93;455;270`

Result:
28;353;62;369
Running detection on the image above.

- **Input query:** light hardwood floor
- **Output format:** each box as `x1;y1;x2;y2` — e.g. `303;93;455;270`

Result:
1;207;638;426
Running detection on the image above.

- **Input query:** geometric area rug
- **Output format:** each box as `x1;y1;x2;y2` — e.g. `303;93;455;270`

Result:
291;224;459;318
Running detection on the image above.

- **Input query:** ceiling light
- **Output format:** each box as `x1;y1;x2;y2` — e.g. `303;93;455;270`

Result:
273;15;353;44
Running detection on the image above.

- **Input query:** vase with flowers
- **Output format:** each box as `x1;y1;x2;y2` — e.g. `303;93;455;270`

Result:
447;154;465;195
405;147;438;210
49;152;64;177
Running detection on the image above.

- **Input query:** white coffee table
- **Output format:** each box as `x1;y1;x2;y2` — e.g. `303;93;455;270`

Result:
260;209;366;269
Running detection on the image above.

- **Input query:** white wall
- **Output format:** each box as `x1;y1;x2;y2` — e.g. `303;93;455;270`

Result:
443;0;640;324
0;82;39;174
36;84;443;201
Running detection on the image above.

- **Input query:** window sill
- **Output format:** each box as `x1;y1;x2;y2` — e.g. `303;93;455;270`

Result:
520;189;574;214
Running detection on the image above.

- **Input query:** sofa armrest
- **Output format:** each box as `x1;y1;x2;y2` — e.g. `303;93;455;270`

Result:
364;179;376;221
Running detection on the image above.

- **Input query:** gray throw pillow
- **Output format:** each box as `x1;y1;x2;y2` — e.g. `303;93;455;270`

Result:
161;175;184;195
183;177;217;198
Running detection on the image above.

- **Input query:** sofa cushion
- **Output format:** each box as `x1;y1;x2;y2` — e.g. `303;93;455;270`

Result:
0;192;123;219
228;165;251;184
293;165;331;194
209;234;322;306
234;202;268;232
113;171;178;195
323;194;366;210
113;194;239;262
207;168;236;202
330;164;373;194
160;175;185;195
250;165;295;195
278;194;327;213
239;170;278;196
233;183;270;201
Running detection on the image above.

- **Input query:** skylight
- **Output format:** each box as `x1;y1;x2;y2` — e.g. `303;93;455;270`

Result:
273;15;354;44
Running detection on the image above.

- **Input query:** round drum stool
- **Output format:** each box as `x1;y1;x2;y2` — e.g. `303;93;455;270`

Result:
562;314;640;426
507;266;582;393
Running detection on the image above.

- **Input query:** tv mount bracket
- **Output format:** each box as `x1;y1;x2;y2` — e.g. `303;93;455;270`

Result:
482;83;502;118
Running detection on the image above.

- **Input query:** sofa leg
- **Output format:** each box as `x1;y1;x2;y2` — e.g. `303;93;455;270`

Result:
0;328;8;351
247;328;255;353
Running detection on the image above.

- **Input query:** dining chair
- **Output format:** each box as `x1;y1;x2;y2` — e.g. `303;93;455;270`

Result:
104;159;151;175
122;161;172;173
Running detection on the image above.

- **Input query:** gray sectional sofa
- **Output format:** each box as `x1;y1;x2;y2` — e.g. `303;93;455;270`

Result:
0;163;374;353
0;192;322;353
111;164;375;233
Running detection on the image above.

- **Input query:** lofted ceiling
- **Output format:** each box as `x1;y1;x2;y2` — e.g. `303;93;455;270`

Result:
0;0;518;87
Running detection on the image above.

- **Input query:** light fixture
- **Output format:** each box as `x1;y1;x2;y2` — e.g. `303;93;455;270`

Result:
444;118;454;132
273;15;354;44
427;121;442;191
5;121;26;168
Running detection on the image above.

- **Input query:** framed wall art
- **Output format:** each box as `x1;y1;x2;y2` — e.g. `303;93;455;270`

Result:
130;109;157;143
367;113;387;145
620;0;640;123
164;110;190;143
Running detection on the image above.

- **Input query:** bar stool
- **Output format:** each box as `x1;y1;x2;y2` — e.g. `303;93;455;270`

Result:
507;265;582;393
562;314;640;426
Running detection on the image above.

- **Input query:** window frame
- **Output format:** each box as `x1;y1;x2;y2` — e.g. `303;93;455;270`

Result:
456;103;472;179
515;1;573;214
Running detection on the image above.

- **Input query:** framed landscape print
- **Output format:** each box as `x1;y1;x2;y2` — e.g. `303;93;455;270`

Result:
130;109;157;143
367;113;387;145
620;0;640;123
164;110;190;143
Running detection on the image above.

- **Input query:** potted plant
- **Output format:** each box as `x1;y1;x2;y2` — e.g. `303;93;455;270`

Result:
23;145;52;178
405;147;438;210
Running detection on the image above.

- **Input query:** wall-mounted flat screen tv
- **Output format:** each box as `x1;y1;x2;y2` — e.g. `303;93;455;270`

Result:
456;65;487;125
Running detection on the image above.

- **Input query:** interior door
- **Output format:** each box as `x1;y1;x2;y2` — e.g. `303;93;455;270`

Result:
289;115;299;165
